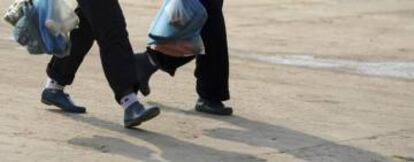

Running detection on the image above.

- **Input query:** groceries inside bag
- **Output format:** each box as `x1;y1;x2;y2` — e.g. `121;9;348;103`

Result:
148;0;207;56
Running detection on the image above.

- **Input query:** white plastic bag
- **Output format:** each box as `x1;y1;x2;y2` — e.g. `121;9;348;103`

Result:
44;0;79;37
33;0;78;57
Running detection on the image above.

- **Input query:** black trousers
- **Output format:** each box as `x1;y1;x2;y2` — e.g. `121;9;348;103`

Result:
47;0;138;102
196;0;230;101
47;0;230;102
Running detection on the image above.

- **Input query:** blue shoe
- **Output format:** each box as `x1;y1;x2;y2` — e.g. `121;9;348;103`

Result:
124;101;160;128
41;89;86;113
195;98;233;116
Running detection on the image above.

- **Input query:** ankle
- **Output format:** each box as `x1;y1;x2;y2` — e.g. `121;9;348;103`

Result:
44;78;65;90
120;93;138;110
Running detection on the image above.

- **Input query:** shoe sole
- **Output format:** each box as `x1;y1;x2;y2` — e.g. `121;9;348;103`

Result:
41;99;53;106
41;99;86;113
195;105;233;116
124;108;160;128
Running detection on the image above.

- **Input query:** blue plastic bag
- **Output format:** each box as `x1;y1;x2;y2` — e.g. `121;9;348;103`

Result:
33;0;72;57
148;0;207;55
13;1;45;54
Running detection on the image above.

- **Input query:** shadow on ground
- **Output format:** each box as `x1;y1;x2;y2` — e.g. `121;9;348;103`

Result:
147;101;392;162
68;135;160;162
48;109;264;162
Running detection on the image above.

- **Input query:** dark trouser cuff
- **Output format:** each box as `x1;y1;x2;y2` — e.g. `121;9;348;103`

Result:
198;92;230;102
46;66;74;86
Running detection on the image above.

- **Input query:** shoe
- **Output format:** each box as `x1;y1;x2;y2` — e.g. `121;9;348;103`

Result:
195;98;233;116
135;48;196;96
134;51;159;96
41;89;86;113
124;101;160;128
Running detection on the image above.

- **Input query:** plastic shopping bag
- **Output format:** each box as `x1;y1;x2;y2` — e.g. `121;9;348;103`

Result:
165;0;192;26
13;1;45;54
43;0;78;36
148;0;207;55
33;0;78;57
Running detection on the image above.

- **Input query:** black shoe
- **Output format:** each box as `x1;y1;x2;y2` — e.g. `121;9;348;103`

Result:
134;51;159;96
135;48;195;96
41;89;86;113
195;98;233;116
124;101;160;128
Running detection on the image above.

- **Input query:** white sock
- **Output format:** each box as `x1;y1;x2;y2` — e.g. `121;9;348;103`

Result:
45;78;64;90
120;93;138;109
